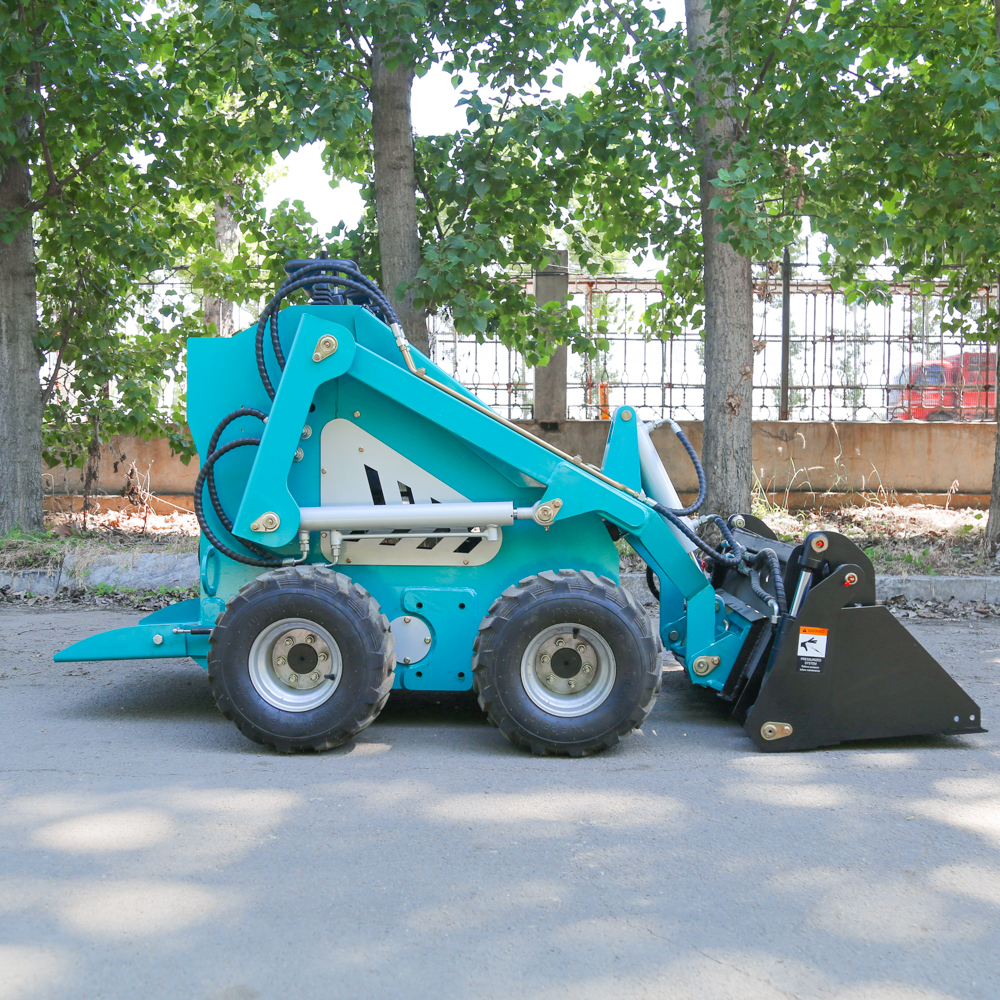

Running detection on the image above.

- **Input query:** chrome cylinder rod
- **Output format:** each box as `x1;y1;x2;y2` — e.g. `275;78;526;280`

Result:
299;501;530;532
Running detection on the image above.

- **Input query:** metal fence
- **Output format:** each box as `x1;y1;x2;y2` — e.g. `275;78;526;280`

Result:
429;267;999;423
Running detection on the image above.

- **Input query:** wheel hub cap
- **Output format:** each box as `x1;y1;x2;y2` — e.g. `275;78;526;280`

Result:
249;618;343;713
534;632;599;695
520;622;616;718
271;628;331;690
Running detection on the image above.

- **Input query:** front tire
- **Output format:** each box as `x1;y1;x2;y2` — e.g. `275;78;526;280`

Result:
472;570;659;756
208;565;394;752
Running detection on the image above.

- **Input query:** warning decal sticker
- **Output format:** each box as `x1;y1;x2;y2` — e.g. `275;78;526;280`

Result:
797;626;828;673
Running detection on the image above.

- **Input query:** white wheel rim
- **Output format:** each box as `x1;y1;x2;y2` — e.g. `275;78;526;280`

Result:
520;622;616;718
248;617;343;713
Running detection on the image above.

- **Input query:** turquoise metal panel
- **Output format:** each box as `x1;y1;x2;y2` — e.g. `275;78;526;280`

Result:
54;621;207;663
600;408;641;490
233;313;356;548
398;587;478;689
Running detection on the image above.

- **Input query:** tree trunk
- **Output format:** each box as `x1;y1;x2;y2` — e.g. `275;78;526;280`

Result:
0;151;43;534
371;43;428;355
685;0;754;518
203;197;237;337
985;9;1000;558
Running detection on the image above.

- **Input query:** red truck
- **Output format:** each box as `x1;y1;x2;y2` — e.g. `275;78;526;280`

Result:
889;352;997;421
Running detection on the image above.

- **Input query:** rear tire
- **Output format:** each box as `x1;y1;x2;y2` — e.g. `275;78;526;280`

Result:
472;570;659;756
208;565;394;752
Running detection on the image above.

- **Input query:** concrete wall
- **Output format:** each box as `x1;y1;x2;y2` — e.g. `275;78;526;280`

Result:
44;421;997;504
44;436;199;497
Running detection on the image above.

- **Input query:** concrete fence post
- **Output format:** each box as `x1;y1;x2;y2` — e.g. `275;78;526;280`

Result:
532;250;570;428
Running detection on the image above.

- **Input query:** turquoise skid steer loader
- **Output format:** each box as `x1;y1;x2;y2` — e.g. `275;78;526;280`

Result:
56;259;984;755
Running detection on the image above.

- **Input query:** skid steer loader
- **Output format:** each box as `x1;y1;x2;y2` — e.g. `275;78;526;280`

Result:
56;259;984;755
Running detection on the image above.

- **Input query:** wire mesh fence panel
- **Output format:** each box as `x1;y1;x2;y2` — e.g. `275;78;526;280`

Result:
429;268;998;423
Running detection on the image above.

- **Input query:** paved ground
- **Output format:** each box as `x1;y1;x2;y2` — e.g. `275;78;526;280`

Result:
1;607;999;1000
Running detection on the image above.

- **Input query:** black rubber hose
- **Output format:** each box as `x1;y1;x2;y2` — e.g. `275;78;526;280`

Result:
254;269;400;399
751;546;788;613
650;502;745;568
194;438;288;568
204;409;270;555
666;424;708;516
645;564;660;601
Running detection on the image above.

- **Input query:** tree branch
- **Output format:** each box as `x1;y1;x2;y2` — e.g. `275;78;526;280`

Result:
414;152;446;241
602;0;690;138
742;0;800;131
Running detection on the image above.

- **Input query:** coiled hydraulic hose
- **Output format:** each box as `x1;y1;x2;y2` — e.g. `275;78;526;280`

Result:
194;438;291;568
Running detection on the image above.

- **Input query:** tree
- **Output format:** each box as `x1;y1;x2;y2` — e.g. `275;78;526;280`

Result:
0;1;185;533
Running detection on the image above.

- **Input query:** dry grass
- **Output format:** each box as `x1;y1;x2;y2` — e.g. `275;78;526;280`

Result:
756;500;994;576
619;501;995;577
0;507;198;573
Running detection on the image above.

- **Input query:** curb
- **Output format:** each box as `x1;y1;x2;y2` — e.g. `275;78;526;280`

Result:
1;552;199;596
2;558;998;605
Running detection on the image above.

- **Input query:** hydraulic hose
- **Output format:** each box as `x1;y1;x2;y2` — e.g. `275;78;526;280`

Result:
204;408;271;556
255;264;400;399
194;438;293;568
656;419;707;516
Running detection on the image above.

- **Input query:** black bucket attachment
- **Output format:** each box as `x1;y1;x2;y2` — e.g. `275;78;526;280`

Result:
713;515;985;752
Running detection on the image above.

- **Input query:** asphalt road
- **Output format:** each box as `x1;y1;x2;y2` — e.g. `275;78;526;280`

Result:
1;605;999;1000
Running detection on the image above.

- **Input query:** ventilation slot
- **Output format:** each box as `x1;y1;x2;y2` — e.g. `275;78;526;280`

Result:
365;466;386;505
454;536;482;554
398;482;415;504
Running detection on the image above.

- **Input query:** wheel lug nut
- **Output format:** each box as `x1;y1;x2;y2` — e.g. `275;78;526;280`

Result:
554;638;565;647
576;643;586;653
276;656;286;666
284;637;293;646
567;680;576;690
289;674;298;684
540;654;550;664
305;635;316;644
318;652;328;661
547;673;556;683
311;671;320;682
583;663;592;673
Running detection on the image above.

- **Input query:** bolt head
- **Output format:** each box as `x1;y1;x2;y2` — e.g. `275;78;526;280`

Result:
289;674;298;684
404;616;411;624
554;638;565;648
424;636;431;644
305;634;316;644
318;651;328;662
583;663;592;673
546;673;556;683
276;656;286;666
540;653;550;664
567;680;576;690
284;637;293;646
576;643;586;653
310;672;320;683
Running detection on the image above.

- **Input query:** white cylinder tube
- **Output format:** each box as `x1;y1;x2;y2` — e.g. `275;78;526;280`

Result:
636;419;698;553
299;501;517;531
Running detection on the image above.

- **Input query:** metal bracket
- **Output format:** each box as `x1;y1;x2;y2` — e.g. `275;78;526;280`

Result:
250;511;280;532
533;498;563;525
312;334;338;362
760;722;793;740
